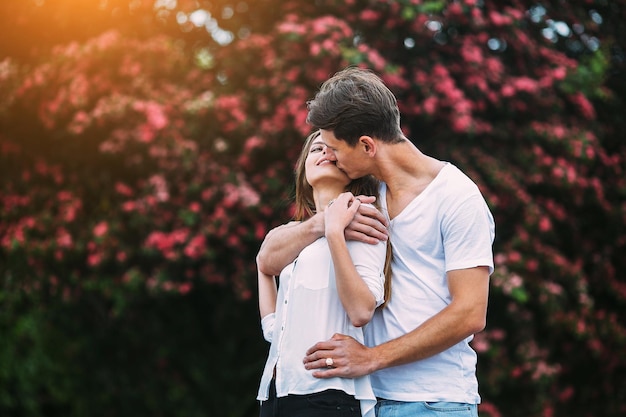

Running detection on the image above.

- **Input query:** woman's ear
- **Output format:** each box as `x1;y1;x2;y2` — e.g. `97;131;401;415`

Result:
359;135;377;156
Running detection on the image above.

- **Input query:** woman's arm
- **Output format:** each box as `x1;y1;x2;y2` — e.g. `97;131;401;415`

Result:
325;193;380;327
258;269;277;320
257;268;278;343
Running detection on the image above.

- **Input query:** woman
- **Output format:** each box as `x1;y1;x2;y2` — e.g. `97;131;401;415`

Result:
256;130;391;417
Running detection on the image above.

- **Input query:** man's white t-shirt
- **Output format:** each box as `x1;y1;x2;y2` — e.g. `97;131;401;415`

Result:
365;163;495;404
257;228;387;417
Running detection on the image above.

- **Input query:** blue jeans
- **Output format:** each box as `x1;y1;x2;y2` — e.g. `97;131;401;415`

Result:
375;400;478;417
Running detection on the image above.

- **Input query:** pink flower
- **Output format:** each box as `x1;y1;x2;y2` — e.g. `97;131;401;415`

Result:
558;386;574;402
513;77;538;93
485;58;503;79
544;282;563;295
461;44;484;65
255;222;266;240
138;124;156;143
501;84;515;97
322;38;338;54
277;22;306;36
149;174;169;202
62;204;80;222
115;182;134;196
447;3;463;16
122;201;137;212
94;30;119;50
360;10;380;23
178;282;193;295
571;92;596;119
189;202;201;213
184;235;206;259
222;183;239;208
552;66;567;80
87;252;103;267
422;97;438;115
526;259;539;271
452;115;472;132
489;11;512;26
227;234;240;247
56;228;73;248
244;136;265;152
93;221;109;238
508;251;522;262
145;102;168;130
309;42;322;56
366;49;386;71
538;217;551;232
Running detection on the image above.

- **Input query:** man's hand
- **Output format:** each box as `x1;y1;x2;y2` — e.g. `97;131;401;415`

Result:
303;333;376;379
345;195;388;244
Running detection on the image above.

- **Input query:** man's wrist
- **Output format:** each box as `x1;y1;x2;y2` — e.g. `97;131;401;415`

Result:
368;344;387;374
309;211;326;237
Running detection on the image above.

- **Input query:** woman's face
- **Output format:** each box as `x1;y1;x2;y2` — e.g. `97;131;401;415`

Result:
304;136;351;189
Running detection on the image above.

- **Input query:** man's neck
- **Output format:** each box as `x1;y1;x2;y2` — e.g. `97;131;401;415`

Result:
376;141;445;218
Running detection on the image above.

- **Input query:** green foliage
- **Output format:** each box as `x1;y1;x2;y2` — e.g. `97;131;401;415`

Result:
560;49;610;97
0;282;265;417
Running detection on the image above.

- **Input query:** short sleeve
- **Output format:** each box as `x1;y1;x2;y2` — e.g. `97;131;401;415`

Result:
347;239;388;306
442;194;495;275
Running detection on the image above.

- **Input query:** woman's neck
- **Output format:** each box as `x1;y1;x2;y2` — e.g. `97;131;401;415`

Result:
313;186;345;212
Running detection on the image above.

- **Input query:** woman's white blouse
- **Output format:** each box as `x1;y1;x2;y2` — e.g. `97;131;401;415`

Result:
257;236;387;417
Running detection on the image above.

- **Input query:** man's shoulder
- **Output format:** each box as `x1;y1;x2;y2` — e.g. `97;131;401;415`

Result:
437;163;481;194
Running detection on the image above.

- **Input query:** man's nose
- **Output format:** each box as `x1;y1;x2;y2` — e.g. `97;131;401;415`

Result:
323;145;337;161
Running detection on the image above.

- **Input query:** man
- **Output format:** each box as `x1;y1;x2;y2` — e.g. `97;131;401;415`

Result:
256;67;495;417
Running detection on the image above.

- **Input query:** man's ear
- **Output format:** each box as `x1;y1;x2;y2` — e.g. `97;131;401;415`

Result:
359;135;377;156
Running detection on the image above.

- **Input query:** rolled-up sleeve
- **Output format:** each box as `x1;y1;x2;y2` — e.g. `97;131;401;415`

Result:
347;239;387;307
260;313;275;342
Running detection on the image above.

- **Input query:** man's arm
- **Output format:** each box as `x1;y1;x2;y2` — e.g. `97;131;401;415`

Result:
256;196;389;277
302;266;490;378
256;214;325;277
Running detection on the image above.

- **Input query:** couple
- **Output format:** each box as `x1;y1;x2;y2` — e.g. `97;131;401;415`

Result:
256;67;496;417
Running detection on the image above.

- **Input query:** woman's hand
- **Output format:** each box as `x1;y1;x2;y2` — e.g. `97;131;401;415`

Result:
324;192;360;238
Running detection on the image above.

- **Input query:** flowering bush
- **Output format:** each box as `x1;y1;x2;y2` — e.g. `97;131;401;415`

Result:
0;0;624;416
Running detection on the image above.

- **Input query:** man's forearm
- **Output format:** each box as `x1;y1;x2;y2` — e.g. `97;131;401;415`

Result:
371;269;489;371
370;307;474;371
256;214;325;276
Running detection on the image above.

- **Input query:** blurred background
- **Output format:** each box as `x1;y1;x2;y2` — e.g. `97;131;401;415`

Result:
0;0;624;416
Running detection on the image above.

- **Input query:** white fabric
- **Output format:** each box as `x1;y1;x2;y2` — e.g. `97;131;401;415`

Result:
261;313;275;343
257;232;387;417
365;163;495;404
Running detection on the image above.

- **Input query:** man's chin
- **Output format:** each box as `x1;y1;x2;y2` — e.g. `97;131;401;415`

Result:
337;166;353;178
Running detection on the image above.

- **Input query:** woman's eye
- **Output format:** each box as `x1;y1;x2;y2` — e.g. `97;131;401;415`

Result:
310;146;323;153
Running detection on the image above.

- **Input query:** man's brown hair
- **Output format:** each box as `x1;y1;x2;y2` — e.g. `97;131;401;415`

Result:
307;67;405;146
